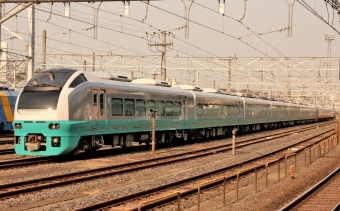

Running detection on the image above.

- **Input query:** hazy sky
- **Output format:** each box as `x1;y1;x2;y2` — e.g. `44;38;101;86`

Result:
1;0;340;94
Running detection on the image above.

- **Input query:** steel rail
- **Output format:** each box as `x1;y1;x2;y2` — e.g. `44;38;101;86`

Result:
0;149;14;155
278;166;340;211
0;124;332;199
72;130;335;210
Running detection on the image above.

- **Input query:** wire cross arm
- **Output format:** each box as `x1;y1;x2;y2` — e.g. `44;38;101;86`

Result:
0;0;155;2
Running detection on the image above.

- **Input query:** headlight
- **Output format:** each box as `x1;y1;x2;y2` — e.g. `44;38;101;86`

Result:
14;123;22;129
49;123;60;130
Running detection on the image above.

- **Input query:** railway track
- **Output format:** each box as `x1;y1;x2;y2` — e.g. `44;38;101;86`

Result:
0;122;333;170
72;129;336;211
0;123;335;204
279;167;340;211
0;149;14;155
0;138;14;145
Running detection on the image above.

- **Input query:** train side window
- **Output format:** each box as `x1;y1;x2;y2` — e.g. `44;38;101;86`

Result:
214;104;219;115
223;105;227;115
203;104;209;116
136;100;146;116
157;101;165;116
174;102;181;116
93;94;97;106
147;100;155;116
208;104;214;115
235;105;239;114
69;74;87;88
166;101;173;116
100;94;104;116
125;99;135;116
197;103;203;116
227;105;231;114
112;98;123;116
219;104;223;115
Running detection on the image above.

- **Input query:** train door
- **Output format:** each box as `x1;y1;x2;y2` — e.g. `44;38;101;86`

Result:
92;90;99;131
92;89;107;131
183;97;188;126
97;90;107;131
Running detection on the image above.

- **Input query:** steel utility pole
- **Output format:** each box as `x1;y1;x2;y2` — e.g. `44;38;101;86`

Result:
150;109;157;155
325;34;334;88
149;31;171;81
228;57;231;93
27;5;34;79
42;30;46;70
260;59;263;97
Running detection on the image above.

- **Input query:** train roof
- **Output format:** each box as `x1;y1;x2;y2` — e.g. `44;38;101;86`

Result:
82;70;331;110
0;88;19;97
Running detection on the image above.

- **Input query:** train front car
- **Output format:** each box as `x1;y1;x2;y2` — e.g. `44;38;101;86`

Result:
13;68;86;156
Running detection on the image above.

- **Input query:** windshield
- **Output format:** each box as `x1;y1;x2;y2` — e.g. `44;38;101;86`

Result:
25;69;77;91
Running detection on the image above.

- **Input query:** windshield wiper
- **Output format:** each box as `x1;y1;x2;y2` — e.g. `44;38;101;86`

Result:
24;86;61;91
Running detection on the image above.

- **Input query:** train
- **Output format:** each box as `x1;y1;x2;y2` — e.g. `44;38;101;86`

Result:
0;87;18;131
13;68;334;156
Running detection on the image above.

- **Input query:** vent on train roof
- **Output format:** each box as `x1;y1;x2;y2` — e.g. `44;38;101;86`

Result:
130;79;171;87
92;72;132;82
202;88;225;94
172;85;203;92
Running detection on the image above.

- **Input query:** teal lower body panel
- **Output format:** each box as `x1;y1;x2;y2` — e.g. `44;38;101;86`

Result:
13;118;194;156
13;120;86;156
14;136;80;156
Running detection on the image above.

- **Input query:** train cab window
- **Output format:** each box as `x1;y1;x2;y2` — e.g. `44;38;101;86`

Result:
112;98;123;116
147;100;156;116
69;74;87;88
203;104;209;116
136;100;146;116
197;103;203;116
208;104;214;116
157;101;165;116
100;94;104;116
166;101;173;116
174;102;181;116
125;99;135;116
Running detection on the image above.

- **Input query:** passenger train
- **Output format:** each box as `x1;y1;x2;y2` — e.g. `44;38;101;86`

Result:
13;68;334;156
0;87;18;131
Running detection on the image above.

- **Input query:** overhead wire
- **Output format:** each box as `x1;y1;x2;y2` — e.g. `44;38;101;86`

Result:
192;1;321;79
297;0;340;34
35;4;248;83
140;0;322;92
